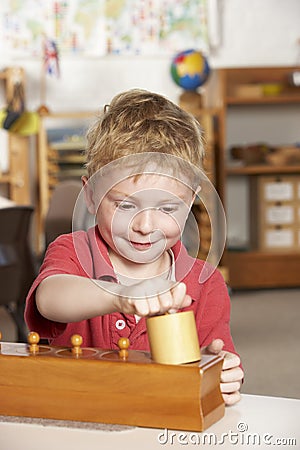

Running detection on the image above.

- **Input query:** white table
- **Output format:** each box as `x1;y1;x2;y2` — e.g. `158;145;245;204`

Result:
0;394;299;450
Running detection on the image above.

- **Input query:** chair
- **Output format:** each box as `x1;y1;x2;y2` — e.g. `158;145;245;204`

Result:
0;205;36;341
44;180;94;248
45;180;83;247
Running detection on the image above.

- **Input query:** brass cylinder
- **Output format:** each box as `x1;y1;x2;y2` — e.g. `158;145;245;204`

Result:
146;311;201;365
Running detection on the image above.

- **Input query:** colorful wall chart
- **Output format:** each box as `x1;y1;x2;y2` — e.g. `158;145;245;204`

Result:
0;0;208;57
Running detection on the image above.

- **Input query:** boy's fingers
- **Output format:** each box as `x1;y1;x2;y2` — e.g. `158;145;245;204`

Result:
167;295;192;314
127;282;191;316
163;282;187;313
202;338;224;355
147;297;162;316
222;352;241;370
157;290;173;313
220;381;241;393
171;282;186;307
222;391;241;406
221;366;244;383
182;293;192;308
133;298;150;317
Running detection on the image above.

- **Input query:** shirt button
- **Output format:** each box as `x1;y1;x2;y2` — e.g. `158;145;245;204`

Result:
116;319;126;330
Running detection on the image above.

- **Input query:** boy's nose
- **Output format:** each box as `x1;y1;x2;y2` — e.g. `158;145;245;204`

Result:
131;208;156;235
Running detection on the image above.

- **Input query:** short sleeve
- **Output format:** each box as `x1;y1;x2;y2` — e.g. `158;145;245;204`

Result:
24;232;89;339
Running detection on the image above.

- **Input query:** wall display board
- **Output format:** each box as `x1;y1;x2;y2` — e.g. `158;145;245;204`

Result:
0;0;209;57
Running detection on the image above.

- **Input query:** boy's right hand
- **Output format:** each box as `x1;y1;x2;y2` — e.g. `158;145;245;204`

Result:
113;280;192;317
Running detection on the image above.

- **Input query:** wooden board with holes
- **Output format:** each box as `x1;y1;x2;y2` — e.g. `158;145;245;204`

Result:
0;334;224;432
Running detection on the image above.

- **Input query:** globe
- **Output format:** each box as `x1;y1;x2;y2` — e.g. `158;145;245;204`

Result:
170;49;210;91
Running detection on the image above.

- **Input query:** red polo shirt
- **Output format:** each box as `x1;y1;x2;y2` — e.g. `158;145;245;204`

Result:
25;226;236;353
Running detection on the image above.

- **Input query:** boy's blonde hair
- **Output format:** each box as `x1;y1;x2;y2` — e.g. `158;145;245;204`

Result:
85;89;205;180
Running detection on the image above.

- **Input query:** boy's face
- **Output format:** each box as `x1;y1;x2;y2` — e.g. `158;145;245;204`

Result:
92;174;194;265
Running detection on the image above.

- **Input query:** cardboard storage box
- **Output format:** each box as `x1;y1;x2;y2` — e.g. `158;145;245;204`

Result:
262;202;295;226
250;175;300;251
232;84;263;98
260;225;297;251
260;176;297;202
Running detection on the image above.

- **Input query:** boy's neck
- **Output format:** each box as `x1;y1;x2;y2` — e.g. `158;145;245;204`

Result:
108;249;172;282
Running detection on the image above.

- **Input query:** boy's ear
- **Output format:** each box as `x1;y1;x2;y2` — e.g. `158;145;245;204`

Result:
81;176;96;215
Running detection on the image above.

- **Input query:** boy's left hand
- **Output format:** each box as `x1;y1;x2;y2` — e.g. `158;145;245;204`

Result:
201;339;244;406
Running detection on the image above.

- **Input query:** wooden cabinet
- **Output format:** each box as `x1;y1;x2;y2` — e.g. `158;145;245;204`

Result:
204;66;300;288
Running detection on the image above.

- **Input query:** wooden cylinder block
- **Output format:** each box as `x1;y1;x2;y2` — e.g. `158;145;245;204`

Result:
146;311;201;365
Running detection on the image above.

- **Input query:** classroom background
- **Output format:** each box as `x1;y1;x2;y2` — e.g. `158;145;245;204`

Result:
0;0;299;400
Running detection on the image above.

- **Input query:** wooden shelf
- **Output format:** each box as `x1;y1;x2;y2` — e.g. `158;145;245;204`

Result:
40;111;96;119
0;174;11;183
204;66;300;288
227;251;300;289
226;164;300;175
226;94;300;105
228;249;300;257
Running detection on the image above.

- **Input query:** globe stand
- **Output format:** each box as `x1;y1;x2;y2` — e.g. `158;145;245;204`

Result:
179;90;203;116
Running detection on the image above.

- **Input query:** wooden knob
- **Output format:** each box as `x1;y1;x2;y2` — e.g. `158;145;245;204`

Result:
28;332;40;354
0;331;2;340
71;334;83;356
118;337;130;360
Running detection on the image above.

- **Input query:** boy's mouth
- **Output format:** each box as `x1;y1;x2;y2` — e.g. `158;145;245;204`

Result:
130;241;153;250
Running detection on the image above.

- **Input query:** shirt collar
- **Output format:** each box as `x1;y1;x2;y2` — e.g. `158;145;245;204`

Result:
79;227;203;302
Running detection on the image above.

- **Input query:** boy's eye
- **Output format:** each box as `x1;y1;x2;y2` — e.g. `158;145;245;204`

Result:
159;205;178;214
115;201;135;211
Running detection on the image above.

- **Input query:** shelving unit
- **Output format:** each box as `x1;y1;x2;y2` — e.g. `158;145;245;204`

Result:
204;66;300;289
36;111;96;251
179;91;225;275
46;137;86;188
0;68;31;205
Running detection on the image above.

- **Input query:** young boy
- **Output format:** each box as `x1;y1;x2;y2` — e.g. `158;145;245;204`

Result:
25;89;243;405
